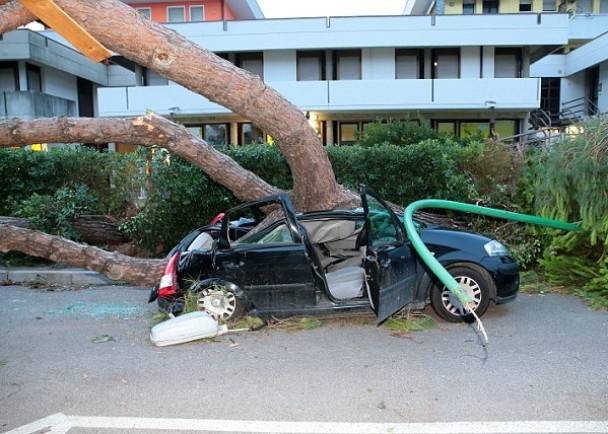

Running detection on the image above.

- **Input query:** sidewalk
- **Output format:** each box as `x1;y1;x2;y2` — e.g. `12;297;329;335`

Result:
0;266;116;286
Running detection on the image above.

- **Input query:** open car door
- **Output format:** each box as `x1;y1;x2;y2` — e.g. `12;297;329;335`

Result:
361;186;417;323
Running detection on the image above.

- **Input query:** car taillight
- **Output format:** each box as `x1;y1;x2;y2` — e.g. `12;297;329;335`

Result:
158;251;181;297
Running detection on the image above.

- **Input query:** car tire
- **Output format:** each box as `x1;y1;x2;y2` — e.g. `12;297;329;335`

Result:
190;281;247;323
430;264;494;323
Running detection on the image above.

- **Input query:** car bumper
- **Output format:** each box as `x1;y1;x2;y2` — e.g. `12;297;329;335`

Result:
480;256;520;304
157;296;184;315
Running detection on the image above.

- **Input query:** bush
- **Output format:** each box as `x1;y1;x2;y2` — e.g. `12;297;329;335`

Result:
16;185;99;240
356;119;437;147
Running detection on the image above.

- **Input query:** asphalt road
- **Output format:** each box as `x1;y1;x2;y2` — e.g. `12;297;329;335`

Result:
1;284;607;433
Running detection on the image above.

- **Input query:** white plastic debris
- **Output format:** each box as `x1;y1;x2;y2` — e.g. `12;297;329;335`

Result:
150;311;228;347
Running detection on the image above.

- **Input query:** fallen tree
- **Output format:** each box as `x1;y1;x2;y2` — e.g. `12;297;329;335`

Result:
0;0;357;285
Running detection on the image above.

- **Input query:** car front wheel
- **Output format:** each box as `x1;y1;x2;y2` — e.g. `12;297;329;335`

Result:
430;264;494;323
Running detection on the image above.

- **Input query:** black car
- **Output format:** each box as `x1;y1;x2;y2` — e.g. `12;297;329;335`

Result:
149;187;519;324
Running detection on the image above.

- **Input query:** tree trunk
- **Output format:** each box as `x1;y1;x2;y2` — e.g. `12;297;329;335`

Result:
40;0;355;211
71;215;127;245
0;114;280;203
0;224;166;286
0;1;35;34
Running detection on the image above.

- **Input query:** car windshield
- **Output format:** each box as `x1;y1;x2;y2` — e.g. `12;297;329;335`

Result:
236;223;292;245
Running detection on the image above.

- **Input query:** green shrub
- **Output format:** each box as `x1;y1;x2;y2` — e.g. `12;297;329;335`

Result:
16;185;99;240
356;119;437;147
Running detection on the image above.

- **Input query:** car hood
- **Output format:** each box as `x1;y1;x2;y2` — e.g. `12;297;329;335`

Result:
420;227;492;256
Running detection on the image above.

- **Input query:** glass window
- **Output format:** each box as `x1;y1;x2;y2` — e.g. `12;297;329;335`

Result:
239;123;265;145
495;48;522;78
576;0;593;13
0;62;18;91
26;64;41;92
432;49;460;79
236;52;264;80
136;8;151;19
334;50;361;80
601;0;608;13
542;0;556;11
167;6;185;22
495;120;518;138
225;202;295;246
190;5;204;21
460;121;490;138
204;123;230;146
365;193;402;247
297;50;325;81
519;0;532;11
143;68;168;86
436;121;456;136
238;224;293;245
482;0;499;13
463;0;476;14
185;125;203;139
396;49;422;79
339;122;359;145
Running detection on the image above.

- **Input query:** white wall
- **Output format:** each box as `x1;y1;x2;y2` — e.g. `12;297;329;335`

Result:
362;48;395;80
263;50;296;81
560;70;586;108
598;61;608;113
107;65;137;87
482;46;495;78
530;54;566;78
461;47;480;78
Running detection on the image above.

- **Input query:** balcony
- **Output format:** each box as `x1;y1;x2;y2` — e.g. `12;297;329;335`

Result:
0;91;76;119
168;13;569;52
98;78;540;117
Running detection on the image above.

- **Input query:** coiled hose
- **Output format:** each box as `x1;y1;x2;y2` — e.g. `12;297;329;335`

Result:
403;199;580;345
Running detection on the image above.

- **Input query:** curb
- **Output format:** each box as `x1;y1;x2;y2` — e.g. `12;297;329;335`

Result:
0;267;115;286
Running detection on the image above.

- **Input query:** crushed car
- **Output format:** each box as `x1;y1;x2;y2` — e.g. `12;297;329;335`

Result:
149;186;520;324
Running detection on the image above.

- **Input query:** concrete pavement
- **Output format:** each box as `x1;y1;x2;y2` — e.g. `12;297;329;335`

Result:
1;285;607;433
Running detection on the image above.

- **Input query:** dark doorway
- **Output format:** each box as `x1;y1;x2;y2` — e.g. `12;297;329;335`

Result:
77;77;94;117
585;66;599;114
540;77;561;120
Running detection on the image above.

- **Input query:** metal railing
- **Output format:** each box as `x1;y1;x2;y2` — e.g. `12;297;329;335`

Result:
560;96;600;124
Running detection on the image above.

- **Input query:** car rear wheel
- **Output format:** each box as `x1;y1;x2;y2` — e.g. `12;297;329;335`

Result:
430;264;493;323
192;283;246;323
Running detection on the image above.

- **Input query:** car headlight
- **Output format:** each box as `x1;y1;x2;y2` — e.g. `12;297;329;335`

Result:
484;240;510;257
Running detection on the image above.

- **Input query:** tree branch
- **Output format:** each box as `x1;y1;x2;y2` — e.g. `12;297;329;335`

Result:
0;114;281;202
0;1;36;34
0;224;166;286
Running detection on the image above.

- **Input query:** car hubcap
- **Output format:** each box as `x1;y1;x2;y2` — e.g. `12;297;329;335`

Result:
198;287;237;321
441;275;482;316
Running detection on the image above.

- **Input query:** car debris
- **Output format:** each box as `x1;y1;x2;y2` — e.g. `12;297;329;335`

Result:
150;311;228;347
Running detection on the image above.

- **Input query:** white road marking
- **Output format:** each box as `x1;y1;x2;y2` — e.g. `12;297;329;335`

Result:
4;414;608;434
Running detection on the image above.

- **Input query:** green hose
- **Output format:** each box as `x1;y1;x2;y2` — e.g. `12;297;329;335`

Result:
403;199;580;305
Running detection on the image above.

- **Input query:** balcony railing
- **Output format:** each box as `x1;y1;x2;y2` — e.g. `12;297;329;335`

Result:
0;91;76;119
98;78;541;117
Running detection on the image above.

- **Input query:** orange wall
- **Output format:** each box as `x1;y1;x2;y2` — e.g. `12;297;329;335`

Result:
132;0;235;22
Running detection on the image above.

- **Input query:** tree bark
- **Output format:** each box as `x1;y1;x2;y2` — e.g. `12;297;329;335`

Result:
0;224;166;286
0;114;280;202
0;1;35;34
41;0;355;211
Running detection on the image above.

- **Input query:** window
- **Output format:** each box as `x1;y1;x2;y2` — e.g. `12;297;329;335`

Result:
143;68;168;86
239;123;265;145
236;52;264;80
601;0;608;13
519;0;532;11
463;0;476;14
542;0;556;11
365;193;403;247
432;49;460;79
190;5;204;21
136;8;151;19
541;77;561;116
297;50;326;81
494;48;522;78
185;125;203;139
576;0;593;13
435;121;457;136
395;49;423;79
339;122;359;145
0;62;19;91
204;123;230;146
482;0;499;13
495;120;518;138
26;64;41;92
167;6;185;22
333;50;361;80
460;121;490;138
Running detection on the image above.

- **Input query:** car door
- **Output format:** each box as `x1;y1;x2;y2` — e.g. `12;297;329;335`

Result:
361;186;417;323
215;195;317;311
